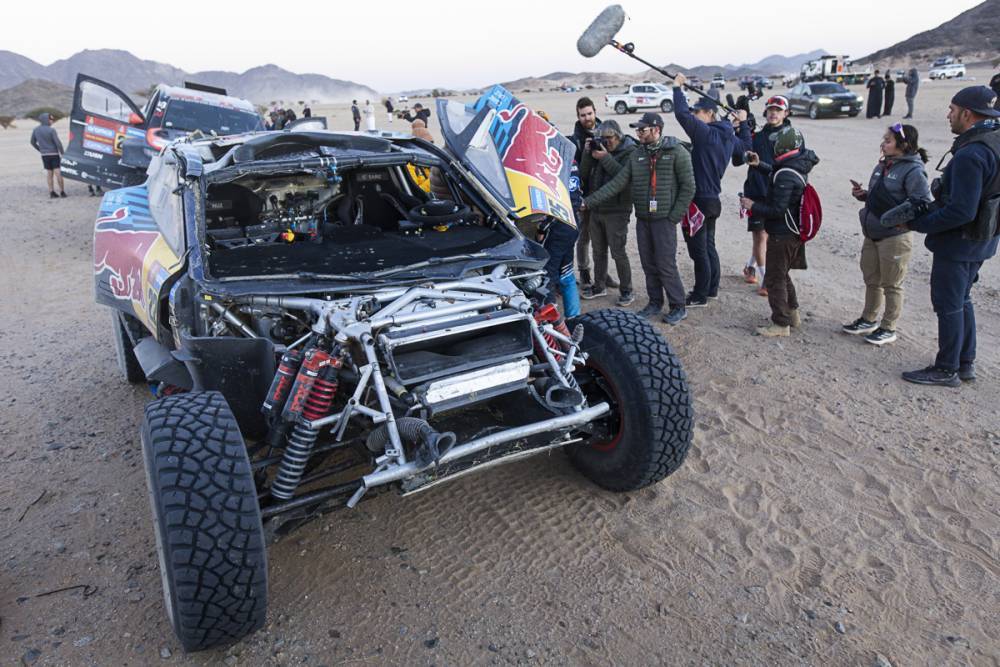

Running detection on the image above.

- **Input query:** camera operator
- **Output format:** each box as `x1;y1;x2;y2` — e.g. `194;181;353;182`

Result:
579;120;637;305
672;72;743;307
582;112;695;325
569;97;605;289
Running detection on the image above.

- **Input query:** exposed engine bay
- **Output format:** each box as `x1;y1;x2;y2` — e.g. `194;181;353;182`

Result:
202;163;504;279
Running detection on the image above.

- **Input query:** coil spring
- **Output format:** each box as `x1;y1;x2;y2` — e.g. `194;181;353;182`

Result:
271;368;339;501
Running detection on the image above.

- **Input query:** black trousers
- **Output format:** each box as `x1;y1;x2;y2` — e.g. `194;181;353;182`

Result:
682;198;722;299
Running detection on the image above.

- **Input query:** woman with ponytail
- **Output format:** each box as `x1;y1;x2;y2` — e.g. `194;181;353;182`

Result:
843;123;931;345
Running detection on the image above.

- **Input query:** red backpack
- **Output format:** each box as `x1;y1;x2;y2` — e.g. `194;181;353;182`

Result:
776;168;822;242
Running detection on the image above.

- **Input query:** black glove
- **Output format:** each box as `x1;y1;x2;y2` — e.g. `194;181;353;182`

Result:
930;177;942;201
880;198;931;228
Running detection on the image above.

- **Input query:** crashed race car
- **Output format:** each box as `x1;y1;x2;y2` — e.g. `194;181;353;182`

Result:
95;85;693;651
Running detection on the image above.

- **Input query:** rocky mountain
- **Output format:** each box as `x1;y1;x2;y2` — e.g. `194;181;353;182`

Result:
0;79;74;117
0;49;378;105
859;0;1000;66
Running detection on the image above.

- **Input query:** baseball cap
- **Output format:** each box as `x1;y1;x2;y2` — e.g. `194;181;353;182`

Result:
951;86;1000;118
691;97;719;113
629;112;664;129
764;95;789;111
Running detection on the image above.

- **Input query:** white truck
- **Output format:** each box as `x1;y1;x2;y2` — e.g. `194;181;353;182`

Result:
800;55;871;85
605;83;674;114
929;63;966;79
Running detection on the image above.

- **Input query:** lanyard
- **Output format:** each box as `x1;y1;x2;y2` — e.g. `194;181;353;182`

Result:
649;152;658;198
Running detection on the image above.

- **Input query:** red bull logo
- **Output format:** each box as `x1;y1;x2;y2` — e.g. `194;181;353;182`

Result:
494;103;565;194
94;206;160;302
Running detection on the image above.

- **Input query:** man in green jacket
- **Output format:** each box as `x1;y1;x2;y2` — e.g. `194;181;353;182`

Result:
583;112;696;325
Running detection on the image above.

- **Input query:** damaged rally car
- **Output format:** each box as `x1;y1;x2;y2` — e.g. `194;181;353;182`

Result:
95;85;693;651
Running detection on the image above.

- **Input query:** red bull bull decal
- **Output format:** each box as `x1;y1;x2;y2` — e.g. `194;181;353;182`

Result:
93;188;159;304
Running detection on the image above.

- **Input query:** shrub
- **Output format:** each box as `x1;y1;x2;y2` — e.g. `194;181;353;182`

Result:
23;107;66;122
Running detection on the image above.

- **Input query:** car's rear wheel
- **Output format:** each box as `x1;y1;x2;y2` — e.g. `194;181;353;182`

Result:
659;99;674;113
112;310;145;383
568;309;693;491
614;102;627;114
809;103;819;119
142;391;268;652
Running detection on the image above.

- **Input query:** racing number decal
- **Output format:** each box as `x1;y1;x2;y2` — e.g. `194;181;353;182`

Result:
114;131;126;155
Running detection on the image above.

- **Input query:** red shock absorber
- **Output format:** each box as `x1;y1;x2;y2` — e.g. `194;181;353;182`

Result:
534;303;571;351
262;348;305;421
301;363;340;420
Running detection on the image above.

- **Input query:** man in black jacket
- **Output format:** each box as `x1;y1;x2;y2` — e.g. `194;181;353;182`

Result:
401;103;431;125
894;86;1000;386
569;97;603;288
740;127;820;337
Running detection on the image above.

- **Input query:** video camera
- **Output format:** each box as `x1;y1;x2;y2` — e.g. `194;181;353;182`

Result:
726;93;758;133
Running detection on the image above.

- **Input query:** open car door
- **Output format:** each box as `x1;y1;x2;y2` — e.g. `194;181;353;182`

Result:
62;74;148;190
437;85;577;227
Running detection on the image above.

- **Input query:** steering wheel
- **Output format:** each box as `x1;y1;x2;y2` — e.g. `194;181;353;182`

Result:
406;199;471;229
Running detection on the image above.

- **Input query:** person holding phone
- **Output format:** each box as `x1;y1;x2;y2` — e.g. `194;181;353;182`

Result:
843;123;931;345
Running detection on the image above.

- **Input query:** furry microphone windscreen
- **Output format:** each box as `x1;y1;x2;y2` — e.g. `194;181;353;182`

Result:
577;5;626;58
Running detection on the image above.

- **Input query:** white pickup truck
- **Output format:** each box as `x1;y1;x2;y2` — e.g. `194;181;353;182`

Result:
605;83;675;114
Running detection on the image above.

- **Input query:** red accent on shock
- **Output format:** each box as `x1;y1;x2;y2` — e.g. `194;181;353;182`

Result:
302;372;338;420
534;304;570;351
263;348;304;415
283;349;331;420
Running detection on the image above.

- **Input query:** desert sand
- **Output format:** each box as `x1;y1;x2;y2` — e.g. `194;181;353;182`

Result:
0;70;998;667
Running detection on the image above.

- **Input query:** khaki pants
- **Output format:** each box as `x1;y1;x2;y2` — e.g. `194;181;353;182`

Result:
860;233;912;331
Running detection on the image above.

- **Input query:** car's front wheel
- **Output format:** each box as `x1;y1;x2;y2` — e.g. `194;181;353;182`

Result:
568;309;693;491
142;391;268;651
809;103;820;119
659;99;674;113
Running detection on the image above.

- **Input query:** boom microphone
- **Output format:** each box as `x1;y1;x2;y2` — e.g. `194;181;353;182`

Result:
577;5;626;58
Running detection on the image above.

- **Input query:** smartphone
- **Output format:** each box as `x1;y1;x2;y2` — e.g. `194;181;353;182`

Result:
850;179;862;188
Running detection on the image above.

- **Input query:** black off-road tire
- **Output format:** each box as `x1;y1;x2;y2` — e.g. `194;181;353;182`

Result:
142;391;268;652
112;310;145;383
568;309;692;491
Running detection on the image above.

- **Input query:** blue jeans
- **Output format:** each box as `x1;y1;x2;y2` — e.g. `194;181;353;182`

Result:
541;220;580;317
929;256;982;370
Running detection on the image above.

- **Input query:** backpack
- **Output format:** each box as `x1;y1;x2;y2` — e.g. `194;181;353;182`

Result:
776;168;822;242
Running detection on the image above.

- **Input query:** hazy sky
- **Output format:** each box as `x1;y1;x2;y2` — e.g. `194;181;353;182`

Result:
2;0;984;91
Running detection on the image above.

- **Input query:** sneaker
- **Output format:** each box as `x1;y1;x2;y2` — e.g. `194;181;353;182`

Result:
959;361;976;382
49;191;59;199
663;307;687;325
59;191;67;198
757;287;768;297
755;323;790;337
864;328;897;346
579;269;593;288
842;317;878;335
606;275;620;289
637;302;662;318
742;265;758;284
581;285;608;300
901;365;960;388
789;309;801;328
707;292;720;300
616;290;635;307
685;294;708;308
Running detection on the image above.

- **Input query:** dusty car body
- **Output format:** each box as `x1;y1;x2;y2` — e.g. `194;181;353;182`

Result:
95;85;693;651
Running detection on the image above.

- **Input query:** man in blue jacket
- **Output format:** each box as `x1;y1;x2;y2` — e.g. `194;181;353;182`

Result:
672;73;741;306
894;86;1000;386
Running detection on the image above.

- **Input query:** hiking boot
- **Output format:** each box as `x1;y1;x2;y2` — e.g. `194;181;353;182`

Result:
49;191;59;199
842;317;878;335
616;290;635;307
606;275;620;289
581;285;608;300
757;287;768;297
901;365;960;388
789;309;801;328
864;328;897;346
742;265;758;284
959;361;976;382
663;307;687;326
755;323;790;337
579;269;593;288
637;303;662;318
685;293;708;308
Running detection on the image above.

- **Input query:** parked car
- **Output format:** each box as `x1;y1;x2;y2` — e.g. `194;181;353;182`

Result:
711;74;726;89
931;56;956;68
97;84;693;651
687;76;705;91
605;83;675;114
787;81;863;118
929;63;966;79
61;74;263;190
